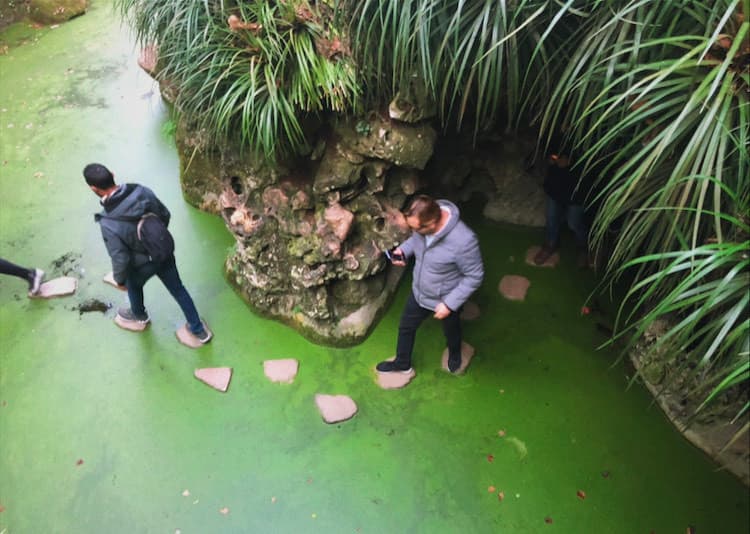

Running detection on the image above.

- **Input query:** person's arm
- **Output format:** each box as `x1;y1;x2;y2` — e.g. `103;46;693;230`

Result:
152;195;171;227
101;224;131;285
441;234;484;313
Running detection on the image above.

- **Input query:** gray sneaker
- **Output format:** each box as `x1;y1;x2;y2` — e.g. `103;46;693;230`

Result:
28;268;44;296
117;307;150;324
191;326;213;344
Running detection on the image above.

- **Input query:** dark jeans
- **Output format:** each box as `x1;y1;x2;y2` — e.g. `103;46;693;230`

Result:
126;255;203;334
0;257;32;281
545;195;588;248
395;291;462;367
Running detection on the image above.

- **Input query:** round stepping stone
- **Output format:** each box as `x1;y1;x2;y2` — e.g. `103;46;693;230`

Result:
525;245;559;267
30;276;77;299
102;272;123;289
194;367;232;392
460;300;481;321
114;314;149;332
263;359;299;384
375;358;416;390
498;275;530;301
314;394;358;424
176;321;212;348
441;342;475;375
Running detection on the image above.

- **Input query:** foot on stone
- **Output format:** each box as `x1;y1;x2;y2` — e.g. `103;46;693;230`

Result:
376;360;413;373
116;307;150;324
533;244;557;265
448;355;462;373
27;269;44;296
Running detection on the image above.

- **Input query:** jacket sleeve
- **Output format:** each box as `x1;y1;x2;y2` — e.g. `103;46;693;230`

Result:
100;222;132;285
442;233;484;312
398;233;419;258
153;196;171;227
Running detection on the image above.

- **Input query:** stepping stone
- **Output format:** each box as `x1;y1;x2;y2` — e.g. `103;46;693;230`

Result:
525;245;559;267
460;300;481;321
498;275;530;301
375;357;416;390
314;394;357;424
376;369;416;389
441;342;475;375
102;272;122;289
30;276;77;299
176;321;212;348
263;359;299;384
114;314;149;332
194;367;232;392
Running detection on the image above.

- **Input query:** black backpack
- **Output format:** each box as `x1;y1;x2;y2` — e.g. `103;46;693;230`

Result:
136;213;175;263
103;212;175;263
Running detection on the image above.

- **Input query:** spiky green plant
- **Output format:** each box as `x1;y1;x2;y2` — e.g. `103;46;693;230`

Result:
114;0;359;159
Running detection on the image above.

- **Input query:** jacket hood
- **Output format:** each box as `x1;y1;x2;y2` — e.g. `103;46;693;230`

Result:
94;184;147;221
432;199;460;241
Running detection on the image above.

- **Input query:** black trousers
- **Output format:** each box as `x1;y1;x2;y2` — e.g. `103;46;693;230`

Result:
395;290;462;367
0;258;32;281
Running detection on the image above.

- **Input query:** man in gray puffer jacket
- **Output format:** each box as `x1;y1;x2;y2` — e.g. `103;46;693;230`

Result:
377;195;484;374
84;163;211;344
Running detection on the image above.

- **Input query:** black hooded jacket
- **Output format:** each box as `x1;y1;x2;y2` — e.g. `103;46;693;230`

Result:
94;183;171;284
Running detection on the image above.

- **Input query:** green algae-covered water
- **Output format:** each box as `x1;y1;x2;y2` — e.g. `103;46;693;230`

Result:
1;3;748;533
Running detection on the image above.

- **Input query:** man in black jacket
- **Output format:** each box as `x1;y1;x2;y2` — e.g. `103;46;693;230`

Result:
83;163;211;343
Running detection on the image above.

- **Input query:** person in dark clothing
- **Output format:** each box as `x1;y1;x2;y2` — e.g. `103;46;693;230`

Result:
376;195;484;374
83;163;211;343
533;152;590;267
0;258;44;296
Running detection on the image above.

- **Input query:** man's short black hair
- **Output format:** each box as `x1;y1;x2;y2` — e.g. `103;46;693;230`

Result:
83;163;115;189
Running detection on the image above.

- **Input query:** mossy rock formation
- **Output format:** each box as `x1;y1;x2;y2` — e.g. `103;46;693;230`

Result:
29;0;87;24
176;112;436;346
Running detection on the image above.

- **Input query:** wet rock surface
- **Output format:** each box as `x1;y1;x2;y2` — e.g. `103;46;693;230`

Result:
30;0;88;24
177;112;431;346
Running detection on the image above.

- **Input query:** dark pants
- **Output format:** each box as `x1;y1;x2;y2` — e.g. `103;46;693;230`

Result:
545;195;588;248
126;255;202;334
0;258;32;281
395;291;462;367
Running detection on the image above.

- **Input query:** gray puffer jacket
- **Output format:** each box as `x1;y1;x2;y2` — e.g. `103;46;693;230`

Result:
94;183;171;284
399;200;484;311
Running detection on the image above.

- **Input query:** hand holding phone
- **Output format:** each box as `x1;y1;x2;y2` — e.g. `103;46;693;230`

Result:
385;249;405;263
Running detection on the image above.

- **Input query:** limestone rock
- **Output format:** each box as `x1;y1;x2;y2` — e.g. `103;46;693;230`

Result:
314;394;357;424
498;275;530;301
263;359;299;384
30;0;88;24
323;202;354;241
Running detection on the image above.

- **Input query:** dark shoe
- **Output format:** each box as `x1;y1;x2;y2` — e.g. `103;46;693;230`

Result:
376;360;413;373
191;326;213;344
448;355;462;373
533;243;556;265
27;268;44;296
117;307;150;324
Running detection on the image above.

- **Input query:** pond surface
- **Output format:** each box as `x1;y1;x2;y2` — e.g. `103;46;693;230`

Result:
0;2;748;533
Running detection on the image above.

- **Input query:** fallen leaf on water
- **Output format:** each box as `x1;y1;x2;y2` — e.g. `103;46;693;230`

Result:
499;389;505;394
181;489;190;497
192;499;199;505
271;496;277;503
487;454;494;463
544;517;553;524
577;490;586;500
311;513;317;519
0;503;5;513
601;470;610;478
498;430;506;437
306;477;313;484
487;486;496;493
76;459;84;466
219;507;229;515
497;491;505;501
686;527;695;534
33;172;44;178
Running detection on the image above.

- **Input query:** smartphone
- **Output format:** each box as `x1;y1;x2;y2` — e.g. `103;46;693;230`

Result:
385;249;405;262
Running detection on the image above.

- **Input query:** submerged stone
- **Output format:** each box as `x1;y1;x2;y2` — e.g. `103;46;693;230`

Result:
31;276;77;299
263;359;299;384
30;0;88;24
375;358;416;389
194;367;232;392
176;322;213;348
314;394;357;424
525;245;559;267
441;342;475;375
498;275;530;301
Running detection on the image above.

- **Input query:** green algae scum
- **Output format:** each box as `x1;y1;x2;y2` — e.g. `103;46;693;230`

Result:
1;3;748;533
